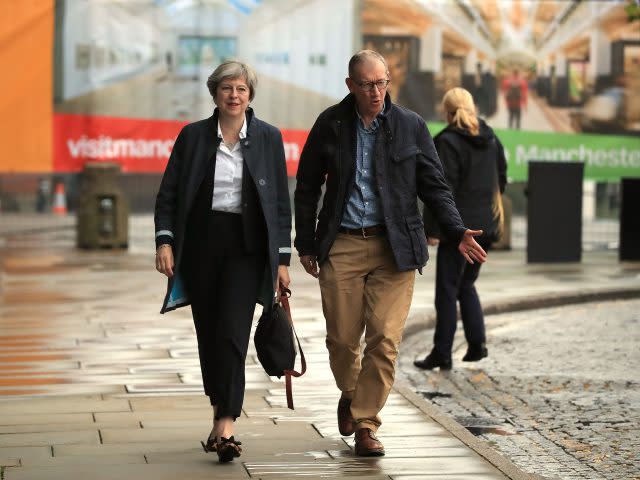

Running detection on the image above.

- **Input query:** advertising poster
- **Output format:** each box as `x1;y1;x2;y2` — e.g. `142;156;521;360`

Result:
51;0;357;176
3;0;639;186
358;0;640;182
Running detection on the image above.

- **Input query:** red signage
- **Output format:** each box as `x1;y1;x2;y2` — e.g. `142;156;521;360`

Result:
53;113;307;176
282;129;309;177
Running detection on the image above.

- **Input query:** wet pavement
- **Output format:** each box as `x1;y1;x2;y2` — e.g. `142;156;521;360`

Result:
399;300;640;480
0;214;639;479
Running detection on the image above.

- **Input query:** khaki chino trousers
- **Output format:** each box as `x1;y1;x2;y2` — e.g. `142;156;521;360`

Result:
319;233;415;432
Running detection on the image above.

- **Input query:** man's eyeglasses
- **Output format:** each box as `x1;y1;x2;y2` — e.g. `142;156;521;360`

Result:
352;79;390;91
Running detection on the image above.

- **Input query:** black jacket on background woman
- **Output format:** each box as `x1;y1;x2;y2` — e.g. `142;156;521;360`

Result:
423;119;507;241
155;108;291;313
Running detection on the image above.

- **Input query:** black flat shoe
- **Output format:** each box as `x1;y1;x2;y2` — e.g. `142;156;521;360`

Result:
216;436;242;463
462;344;488;362
414;353;452;370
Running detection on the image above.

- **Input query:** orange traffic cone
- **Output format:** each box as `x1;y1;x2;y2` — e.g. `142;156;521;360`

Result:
52;183;67;215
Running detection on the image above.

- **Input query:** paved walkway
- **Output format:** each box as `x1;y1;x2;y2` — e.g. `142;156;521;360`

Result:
485;91;573;133
0;215;638;479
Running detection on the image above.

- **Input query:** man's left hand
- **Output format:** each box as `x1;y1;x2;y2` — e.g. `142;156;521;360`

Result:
458;229;487;264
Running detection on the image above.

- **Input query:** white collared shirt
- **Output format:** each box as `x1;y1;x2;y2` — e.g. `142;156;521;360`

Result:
211;117;247;213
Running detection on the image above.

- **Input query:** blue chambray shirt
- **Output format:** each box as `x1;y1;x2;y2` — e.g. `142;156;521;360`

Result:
340;105;386;229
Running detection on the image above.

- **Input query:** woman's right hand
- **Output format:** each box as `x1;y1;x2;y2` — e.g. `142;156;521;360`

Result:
155;244;174;278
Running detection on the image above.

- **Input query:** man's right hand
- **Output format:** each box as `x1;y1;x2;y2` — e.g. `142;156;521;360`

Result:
299;254;319;278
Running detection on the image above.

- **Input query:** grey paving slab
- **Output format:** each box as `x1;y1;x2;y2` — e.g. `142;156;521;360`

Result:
53;436;348;458
124;383;205;394
244;458;389;478
0;397;130;415
0;430;99;447
144;452;251;476
0;361;81;371
330;446;475;459
340;457;501;476
93;410;208;424
261;477;392;480
344;434;481;449
0;350;171;361
52;441;203;457
100;421;320;445
1;457;20;467
148;449;334;465
127;396;210;411
3;462;249;480
138;416;278;429
392;475;506;480
378;422;451;436
19;453;146;467
0;423;130;434
0;413;93;426
0;384;127;396
0;446;52;463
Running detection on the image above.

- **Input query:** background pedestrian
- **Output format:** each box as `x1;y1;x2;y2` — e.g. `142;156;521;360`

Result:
415;87;507;371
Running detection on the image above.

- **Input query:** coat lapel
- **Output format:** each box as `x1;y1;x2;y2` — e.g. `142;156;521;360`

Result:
241;109;264;186
185;114;218;213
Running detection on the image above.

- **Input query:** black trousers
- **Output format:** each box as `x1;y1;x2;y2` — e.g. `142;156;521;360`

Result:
182;211;266;419
508;107;521;129
432;238;491;359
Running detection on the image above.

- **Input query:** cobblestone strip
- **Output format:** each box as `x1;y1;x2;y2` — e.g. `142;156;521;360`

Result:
399;300;640;480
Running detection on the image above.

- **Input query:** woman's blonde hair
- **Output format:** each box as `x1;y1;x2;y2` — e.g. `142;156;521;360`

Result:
442;87;479;136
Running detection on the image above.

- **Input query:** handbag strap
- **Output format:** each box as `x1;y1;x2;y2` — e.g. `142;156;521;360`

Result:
278;285;306;410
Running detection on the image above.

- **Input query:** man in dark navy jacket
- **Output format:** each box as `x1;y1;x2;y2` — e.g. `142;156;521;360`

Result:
294;50;487;457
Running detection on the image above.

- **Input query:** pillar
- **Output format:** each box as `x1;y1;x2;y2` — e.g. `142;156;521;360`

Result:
589;27;612;93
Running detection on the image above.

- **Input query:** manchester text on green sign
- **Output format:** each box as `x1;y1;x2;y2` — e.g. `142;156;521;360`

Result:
427;122;640;182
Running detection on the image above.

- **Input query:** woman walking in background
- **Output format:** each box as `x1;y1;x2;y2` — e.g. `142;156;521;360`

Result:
154;60;291;461
415;87;507;371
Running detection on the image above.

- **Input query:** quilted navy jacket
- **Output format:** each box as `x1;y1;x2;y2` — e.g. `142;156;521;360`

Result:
294;93;466;272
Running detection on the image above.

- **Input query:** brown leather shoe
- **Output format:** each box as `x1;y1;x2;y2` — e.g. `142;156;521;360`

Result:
354;428;385;456
337;397;355;436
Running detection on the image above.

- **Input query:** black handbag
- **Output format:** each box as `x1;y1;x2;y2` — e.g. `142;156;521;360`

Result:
254;285;306;409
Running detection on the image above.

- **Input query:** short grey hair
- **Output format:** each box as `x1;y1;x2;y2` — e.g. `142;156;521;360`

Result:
206;60;258;101
348;50;389;78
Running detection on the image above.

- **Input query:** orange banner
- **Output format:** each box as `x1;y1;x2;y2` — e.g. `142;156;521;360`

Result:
0;1;54;173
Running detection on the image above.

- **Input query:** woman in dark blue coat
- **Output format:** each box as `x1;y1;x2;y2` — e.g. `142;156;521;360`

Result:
415;87;507;371
154;61;291;462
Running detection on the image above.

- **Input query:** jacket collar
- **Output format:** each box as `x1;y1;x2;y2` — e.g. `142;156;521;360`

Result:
208;107;255;133
205;107;256;155
336;92;392;120
217;116;247;141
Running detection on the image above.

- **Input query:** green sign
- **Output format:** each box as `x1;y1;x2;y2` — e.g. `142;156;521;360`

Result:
427;122;640;182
